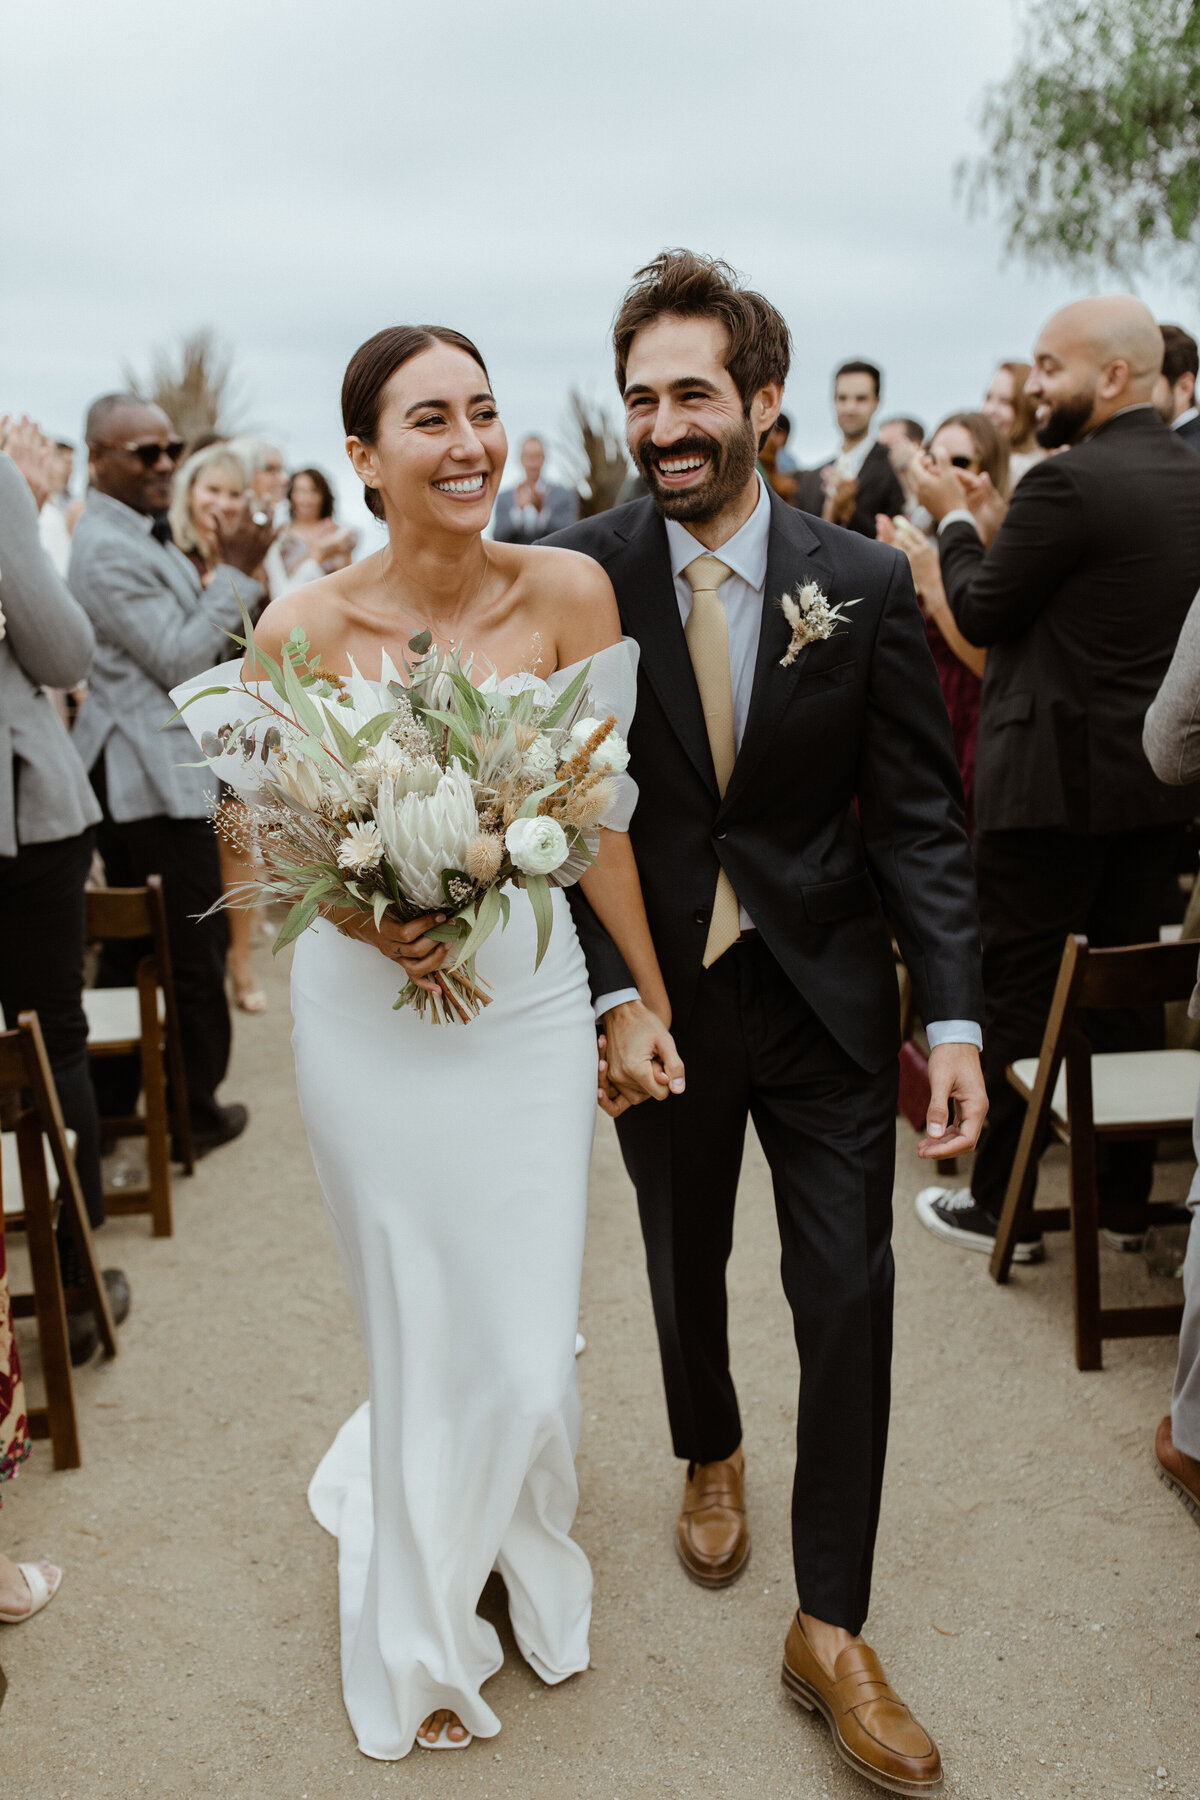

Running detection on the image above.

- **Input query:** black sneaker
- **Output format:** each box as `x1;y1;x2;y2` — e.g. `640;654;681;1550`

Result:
67;1268;131;1365
915;1186;1045;1264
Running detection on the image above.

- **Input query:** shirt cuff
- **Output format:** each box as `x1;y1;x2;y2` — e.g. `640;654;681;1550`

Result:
925;1019;983;1051
937;510;979;538
594;987;640;1021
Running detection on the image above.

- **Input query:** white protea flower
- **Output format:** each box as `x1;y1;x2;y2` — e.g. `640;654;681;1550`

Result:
337;821;383;873
272;752;326;810
566;716;630;776
373;760;479;909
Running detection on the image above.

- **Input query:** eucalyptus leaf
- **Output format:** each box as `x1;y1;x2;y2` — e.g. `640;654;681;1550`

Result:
272;898;320;952
541;658;592;728
524;872;553;970
372;890;390;930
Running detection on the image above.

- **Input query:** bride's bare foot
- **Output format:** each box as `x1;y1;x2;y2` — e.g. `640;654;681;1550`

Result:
0;1553;61;1618
418;1708;469;1746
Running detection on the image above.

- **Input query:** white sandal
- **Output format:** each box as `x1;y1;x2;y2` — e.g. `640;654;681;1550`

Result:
0;1561;62;1624
416;1718;473;1751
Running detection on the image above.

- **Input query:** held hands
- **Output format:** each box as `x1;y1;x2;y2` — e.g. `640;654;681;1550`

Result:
918;1042;988;1160
336;910;449;993
596;1000;685;1119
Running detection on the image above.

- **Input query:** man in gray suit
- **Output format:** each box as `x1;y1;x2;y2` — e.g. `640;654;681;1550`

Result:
490;433;578;542
70;394;274;1154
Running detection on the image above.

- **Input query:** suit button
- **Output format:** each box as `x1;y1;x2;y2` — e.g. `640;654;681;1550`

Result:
715;828;728;841
693;910;709;926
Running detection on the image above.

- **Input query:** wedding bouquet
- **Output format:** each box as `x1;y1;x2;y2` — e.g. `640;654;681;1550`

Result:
175;612;628;1023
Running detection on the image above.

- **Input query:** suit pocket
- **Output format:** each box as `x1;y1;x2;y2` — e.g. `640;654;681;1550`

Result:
988;691;1034;726
800;870;879;924
789;652;855;692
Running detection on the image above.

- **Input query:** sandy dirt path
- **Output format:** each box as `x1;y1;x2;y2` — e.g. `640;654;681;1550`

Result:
2;943;1197;1799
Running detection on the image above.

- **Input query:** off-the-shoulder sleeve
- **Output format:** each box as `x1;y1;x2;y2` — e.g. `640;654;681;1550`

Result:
551;636;640;831
169;658;283;801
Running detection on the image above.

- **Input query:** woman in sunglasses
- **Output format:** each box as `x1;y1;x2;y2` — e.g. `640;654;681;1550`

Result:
877;412;1009;833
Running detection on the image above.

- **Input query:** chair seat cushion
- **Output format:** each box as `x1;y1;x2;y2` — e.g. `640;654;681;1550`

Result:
1010;1048;1200;1130
2;1127;79;1218
83;986;165;1047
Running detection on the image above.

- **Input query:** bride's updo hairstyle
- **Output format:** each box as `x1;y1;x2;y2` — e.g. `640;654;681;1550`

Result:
342;325;491;520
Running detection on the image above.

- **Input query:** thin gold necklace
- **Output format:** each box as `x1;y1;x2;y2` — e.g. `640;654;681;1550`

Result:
380;544;491;645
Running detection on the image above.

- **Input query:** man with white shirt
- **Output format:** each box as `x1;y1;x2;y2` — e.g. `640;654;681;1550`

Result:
1154;323;1200;451
795;359;906;536
548;250;984;1796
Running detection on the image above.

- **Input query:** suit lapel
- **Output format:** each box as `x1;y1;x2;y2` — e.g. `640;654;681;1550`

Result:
605;504;719;797
722;492;833;809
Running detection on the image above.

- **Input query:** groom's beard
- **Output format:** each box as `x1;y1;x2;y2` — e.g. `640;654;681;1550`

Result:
636;421;758;523
1035;384;1097;449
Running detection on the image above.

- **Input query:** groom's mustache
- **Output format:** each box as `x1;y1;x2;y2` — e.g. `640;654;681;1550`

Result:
637;432;723;482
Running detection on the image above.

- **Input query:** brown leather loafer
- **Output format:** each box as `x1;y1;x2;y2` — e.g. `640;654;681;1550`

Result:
1156;1415;1200;1524
782;1613;943;1796
675;1445;749;1587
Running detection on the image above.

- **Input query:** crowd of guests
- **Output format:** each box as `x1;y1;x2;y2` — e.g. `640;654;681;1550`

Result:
3;302;1200;1661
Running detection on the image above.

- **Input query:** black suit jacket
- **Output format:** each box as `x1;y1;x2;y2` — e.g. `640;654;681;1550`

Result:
939;407;1200;835
545;491;983;1071
793;441;905;540
1175;413;1200;453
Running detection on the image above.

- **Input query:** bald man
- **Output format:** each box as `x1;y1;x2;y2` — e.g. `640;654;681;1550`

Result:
911;296;1200;1264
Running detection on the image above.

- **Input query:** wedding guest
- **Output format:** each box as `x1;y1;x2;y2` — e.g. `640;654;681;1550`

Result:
793;359;904;537
877;416;926;518
226;435;288;520
0;439;131;1364
37;439;76;577
266;467;357;599
1;1202;63;1649
982;360;1045;486
170;444;267;1015
1143;589;1200;1519
758;413;796;501
491;434;578;542
913;296;1200;1262
1153;324;1200;450
69;394;273;1156
876;412;1005;833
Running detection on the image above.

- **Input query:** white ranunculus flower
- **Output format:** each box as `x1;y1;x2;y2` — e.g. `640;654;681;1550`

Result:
505;815;569;876
522;732;558;783
336;821;383;873
273;753;326;810
374;761;479;909
566;716;630;776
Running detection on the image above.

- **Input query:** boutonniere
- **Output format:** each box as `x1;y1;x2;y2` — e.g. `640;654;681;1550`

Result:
779;582;860;668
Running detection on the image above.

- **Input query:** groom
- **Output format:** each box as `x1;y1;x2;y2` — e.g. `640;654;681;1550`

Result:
549;251;985;1794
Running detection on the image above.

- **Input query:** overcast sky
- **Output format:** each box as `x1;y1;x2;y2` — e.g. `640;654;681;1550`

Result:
2;0;1195;537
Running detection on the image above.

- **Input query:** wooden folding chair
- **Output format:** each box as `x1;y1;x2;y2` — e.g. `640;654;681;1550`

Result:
84;876;194;1237
990;934;1200;1370
0;1012;118;1470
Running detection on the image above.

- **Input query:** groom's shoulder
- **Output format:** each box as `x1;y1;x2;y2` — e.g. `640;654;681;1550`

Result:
540;497;657;562
779;503;905;596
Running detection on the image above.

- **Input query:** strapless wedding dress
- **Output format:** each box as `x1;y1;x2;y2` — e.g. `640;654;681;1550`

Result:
172;642;638;1760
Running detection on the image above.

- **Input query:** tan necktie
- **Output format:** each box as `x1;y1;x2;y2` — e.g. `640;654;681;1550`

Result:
683;554;742;967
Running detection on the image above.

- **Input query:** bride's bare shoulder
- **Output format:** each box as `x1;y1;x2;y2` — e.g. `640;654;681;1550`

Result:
251;565;359;661
499;541;619;658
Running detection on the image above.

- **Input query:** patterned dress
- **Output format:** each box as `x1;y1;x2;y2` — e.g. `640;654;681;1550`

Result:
0;1211;31;1502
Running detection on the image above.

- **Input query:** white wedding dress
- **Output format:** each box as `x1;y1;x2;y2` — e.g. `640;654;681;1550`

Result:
173;641;638;1760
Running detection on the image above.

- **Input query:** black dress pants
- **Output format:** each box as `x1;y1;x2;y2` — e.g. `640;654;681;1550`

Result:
92;804;230;1137
971;825;1184;1225
0;831;105;1250
615;935;899;1635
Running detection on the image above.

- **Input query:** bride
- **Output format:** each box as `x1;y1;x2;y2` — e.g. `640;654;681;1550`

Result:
225;326;679;1758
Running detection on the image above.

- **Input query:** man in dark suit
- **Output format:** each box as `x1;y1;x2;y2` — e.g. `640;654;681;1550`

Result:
913;297;1200;1262
793;359;906;537
1154;323;1200;451
548;251;984;1796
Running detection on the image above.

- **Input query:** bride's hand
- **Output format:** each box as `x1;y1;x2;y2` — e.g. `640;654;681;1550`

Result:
597;1002;685;1118
336;909;450;992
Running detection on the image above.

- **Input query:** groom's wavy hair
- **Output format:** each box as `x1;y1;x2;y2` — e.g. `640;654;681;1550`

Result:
612;250;791;424
342;325;491;520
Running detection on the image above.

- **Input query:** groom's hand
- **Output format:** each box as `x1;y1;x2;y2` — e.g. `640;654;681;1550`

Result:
597;1001;685;1118
919;1042;988;1159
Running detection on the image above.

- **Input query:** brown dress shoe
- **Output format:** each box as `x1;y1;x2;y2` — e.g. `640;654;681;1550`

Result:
1156;1416;1200;1523
675;1446;749;1587
782;1613;943;1796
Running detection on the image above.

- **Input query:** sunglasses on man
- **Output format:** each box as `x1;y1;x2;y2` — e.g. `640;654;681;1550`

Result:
96;438;186;467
